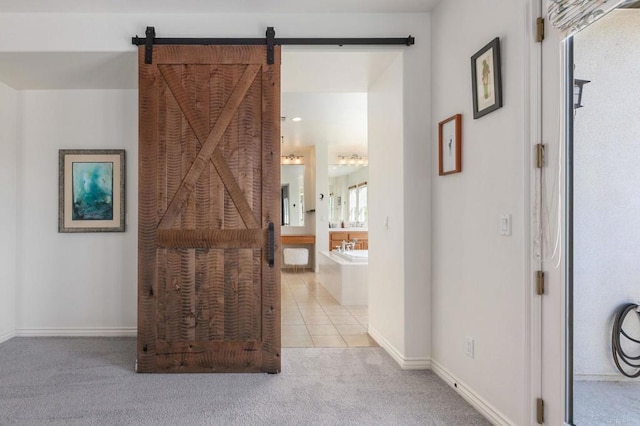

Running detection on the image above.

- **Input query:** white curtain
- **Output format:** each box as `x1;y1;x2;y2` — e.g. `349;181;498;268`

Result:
547;0;625;34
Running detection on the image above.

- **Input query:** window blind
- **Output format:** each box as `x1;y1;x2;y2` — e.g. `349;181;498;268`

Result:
548;0;624;34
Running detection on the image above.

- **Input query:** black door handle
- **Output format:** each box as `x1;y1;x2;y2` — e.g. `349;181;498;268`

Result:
268;222;275;268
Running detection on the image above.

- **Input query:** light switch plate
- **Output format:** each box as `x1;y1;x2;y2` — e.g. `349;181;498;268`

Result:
499;214;512;236
465;336;474;358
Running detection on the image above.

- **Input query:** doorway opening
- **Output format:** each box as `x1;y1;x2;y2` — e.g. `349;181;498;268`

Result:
279;47;403;349
567;5;640;424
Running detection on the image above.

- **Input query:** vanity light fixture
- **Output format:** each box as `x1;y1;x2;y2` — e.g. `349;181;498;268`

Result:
292;117;302;122
337;154;368;166
281;154;304;164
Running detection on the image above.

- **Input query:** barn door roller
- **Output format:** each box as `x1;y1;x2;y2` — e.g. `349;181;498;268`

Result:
132;26;415;65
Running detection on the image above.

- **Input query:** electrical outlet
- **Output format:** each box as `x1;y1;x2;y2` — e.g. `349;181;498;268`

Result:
465;337;475;359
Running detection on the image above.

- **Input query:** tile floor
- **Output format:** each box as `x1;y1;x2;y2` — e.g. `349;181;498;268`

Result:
281;271;378;348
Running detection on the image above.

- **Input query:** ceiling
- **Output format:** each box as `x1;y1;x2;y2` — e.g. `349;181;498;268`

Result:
281;50;399;159
0;0;441;13
281;92;367;156
0;1;419;161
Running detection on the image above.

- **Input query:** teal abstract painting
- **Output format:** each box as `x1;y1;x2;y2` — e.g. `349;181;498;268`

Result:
72;162;114;220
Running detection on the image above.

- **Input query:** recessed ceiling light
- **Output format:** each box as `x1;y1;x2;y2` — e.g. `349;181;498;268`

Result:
292;117;302;122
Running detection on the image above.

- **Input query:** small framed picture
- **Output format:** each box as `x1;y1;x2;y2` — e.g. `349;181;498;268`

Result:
59;149;126;233
438;114;462;176
471;37;503;119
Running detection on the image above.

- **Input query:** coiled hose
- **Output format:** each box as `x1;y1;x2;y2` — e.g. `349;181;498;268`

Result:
611;303;640;378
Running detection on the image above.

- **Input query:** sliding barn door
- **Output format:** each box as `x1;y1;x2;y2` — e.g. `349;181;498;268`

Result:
137;45;281;373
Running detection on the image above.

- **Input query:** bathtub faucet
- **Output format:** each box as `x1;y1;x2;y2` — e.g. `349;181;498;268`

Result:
341;240;357;252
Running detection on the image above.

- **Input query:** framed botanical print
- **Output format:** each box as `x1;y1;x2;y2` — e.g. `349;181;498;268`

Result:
471;37;503;119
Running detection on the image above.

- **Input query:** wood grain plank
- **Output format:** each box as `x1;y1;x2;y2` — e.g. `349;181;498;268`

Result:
165;65;184;229
180;65;197;342
157;229;264;249
163;65;184;345
194;65;211;342
238;248;255;341
223;65;241;343
249;70;263;243
246;76;264;342
209;65;225;342
156;247;167;342
238;73;260;341
156;72;169;343
137;46;160;372
155;347;262;373
156;340;261;354
224;248;240;341
210;249;225;341
260;48;282;373
166;249;182;343
158;64;260;230
179;248;196;342
153;45;267;65
252;248;262;341
196;248;211;341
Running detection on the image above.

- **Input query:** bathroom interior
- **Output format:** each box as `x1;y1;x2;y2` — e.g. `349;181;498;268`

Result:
278;49;397;348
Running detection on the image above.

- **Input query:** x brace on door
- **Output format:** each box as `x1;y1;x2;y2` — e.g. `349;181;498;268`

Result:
152;62;267;256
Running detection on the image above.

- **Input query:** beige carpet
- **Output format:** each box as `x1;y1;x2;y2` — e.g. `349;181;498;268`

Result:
0;337;490;425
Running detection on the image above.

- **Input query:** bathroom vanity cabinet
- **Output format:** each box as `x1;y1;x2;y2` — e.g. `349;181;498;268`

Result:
329;230;368;251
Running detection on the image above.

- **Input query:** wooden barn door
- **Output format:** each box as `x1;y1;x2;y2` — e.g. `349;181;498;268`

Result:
137;45;281;373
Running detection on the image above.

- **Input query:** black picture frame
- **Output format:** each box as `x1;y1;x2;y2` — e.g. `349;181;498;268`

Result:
471;37;503;119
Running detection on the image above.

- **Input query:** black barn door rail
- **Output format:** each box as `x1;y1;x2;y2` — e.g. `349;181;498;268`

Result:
132;26;415;65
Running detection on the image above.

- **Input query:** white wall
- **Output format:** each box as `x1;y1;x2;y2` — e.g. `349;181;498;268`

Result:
315;142;330;271
573;10;640;378
0;11;431;371
431;0;527;424
368;54;407;362
16;90;138;334
0;82;17;342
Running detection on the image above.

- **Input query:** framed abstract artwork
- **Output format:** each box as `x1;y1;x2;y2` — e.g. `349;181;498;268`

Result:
471;37;503;119
58;149;126;232
438;114;462;176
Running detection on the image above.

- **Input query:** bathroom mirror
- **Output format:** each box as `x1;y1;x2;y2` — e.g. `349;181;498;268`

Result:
328;165;368;226
281;164;305;227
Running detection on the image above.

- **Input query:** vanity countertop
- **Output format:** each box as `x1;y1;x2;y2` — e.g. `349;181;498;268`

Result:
329;228;368;232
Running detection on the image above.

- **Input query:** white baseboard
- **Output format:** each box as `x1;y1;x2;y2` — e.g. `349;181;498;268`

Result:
15;327;137;337
368;325;430;370
575;373;639;382
431;359;514;426
0;330;16;344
